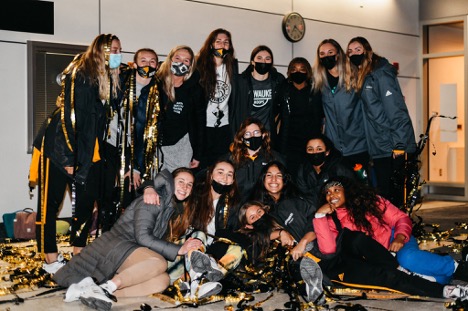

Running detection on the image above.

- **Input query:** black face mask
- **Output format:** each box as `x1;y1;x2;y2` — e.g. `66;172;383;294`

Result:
211;179;232;195
290;72;307;84
307;151;327;166
349;54;365;67
254;62;272;75
251;214;273;232
243;136;263;151
136;66;156;79
320;55;337;70
213;48;230;58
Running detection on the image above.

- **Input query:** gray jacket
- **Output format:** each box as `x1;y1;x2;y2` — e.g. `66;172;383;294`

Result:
360;58;416;158
322;83;367;157
54;170;180;287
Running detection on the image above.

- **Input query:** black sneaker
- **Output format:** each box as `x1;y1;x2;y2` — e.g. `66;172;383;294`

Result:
300;256;325;305
454;261;468;283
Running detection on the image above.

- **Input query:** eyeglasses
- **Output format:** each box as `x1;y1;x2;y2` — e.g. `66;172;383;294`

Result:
244;130;262;139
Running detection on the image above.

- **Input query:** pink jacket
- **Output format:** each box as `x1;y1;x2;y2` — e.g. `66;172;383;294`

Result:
313;197;412;255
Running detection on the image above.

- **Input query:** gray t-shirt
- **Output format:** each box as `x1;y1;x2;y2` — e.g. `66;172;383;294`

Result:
250;76;272;130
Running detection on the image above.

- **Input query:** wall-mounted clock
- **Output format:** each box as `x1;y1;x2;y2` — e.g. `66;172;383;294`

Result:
282;12;306;42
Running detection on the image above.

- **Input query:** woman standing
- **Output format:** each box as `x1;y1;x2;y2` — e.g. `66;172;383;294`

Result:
347;36;416;206
54;168;201;309
30;34;121;272
196;28;238;168
276;57;324;178
157;46;204;172
313;39;368;174
234;45;285;138
223;117;284;202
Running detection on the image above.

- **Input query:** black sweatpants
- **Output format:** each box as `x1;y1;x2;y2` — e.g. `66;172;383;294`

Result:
319;230;444;298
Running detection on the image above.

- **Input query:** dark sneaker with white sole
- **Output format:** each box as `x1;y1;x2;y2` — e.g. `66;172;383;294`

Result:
189;250;224;282
300;256;326;305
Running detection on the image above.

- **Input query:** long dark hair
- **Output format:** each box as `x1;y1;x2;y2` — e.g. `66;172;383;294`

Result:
188;160;240;232
196;28;236;99
237;201;281;262
320;176;387;237
251;161;298;206
168;168;195;241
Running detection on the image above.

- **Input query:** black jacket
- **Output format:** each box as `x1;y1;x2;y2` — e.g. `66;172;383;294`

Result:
38;72;106;184
232;66;285;137
221;149;285;203
276;80;324;153
296;155;356;205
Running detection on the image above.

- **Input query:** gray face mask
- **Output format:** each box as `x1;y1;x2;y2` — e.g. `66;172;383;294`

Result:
170;61;190;76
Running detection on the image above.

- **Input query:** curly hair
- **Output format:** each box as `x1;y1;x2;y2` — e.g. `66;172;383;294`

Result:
231;117;273;167
320;176;387;237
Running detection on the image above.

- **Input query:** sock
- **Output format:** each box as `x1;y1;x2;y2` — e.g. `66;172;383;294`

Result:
101;280;118;294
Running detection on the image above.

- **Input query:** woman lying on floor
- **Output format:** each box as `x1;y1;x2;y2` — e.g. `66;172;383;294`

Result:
313;176;468;300
53;168;202;311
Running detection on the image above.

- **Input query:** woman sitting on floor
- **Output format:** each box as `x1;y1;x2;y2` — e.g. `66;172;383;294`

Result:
53;168;201;310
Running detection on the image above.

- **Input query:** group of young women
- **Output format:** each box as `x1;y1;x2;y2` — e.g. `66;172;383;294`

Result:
29;30;468;310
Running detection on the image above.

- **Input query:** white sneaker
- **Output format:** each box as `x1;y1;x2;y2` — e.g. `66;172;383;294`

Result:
397;266;436;282
64;277;95;302
43;254;67;274
300;257;325;305
189;251;224;282
80;283;113;311
444;284;468;301
190;280;222;299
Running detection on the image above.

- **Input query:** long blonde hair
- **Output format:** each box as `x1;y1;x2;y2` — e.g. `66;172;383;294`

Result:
312;38;355;93
157;45;196;102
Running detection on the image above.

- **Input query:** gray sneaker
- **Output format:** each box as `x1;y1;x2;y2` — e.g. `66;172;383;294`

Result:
64;277;95;302
300;256;325;305
189;251;224;282
79;283;113;311
444;284;468;301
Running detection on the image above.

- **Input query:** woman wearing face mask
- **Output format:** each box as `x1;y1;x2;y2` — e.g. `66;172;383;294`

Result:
29;34;122;273
312;39;368;175
182;160;244;294
54;168;202;309
157;46;204;172
276;57;324;179
347;37;416;207
296;133;356;204
195;29;239;169
233;45;285;138
222;117;284;202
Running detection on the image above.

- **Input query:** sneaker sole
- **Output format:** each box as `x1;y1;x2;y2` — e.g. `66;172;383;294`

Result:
80;296;112;311
191;251;223;282
198;282;222;299
300;257;325;305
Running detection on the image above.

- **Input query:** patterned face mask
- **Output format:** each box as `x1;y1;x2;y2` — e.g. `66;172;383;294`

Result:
170;62;190;76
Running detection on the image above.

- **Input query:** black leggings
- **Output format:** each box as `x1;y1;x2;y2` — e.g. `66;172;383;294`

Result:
319;230;444;298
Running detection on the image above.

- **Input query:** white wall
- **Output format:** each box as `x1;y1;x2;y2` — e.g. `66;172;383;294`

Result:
0;0;419;217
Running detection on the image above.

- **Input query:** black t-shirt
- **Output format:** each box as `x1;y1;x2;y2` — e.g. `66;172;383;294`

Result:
326;71;339;93
250;76;273;130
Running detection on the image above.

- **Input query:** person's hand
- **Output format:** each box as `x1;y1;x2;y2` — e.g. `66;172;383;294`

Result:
392;150;405;159
290;242;306;261
124;171;141;191
280;230;295;247
178;238;203;255
143;187;160;205
389;234;406;252
190;159;200;169
317;202;336;215
64;166;74;175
